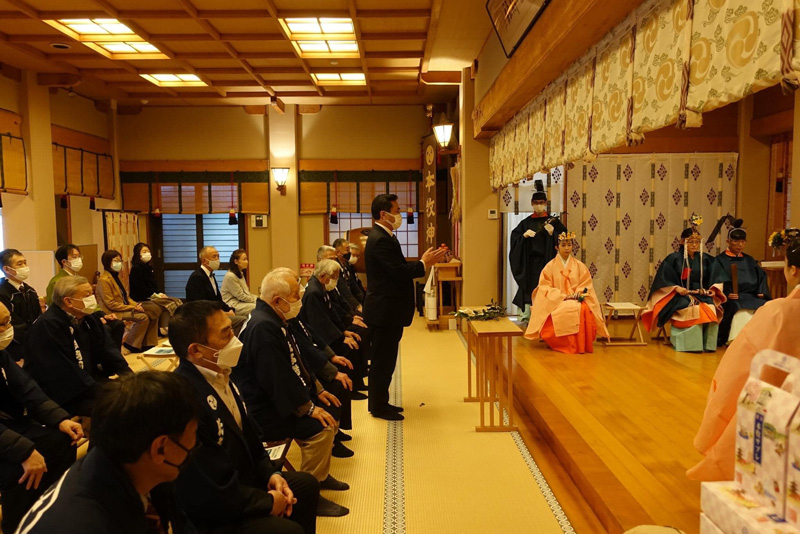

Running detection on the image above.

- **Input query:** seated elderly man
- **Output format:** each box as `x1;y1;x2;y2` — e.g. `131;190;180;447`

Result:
25;276;132;417
273;268;355;450
0;248;44;362
317;246;365;319
331;240;364;310
301;259;368;395
185;246;246;334
233;269;350;518
171;301;321;533
0;301;83;533
17;372;194;534
44;243;126;351
346;242;366;302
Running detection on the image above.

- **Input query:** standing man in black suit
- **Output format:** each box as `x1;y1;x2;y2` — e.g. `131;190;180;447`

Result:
185;246;246;333
364;194;445;421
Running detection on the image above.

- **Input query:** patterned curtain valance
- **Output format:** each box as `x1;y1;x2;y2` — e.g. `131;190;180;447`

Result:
488;0;797;189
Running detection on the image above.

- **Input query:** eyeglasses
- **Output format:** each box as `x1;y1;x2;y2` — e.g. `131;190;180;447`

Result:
686;239;702;245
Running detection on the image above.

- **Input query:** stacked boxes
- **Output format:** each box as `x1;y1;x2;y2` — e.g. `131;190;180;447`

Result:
702;350;800;533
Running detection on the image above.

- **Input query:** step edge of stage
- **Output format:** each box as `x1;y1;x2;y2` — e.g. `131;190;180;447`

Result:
512;364;654;534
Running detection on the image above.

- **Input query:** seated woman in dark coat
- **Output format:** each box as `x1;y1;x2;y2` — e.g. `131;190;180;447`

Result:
128;242;182;335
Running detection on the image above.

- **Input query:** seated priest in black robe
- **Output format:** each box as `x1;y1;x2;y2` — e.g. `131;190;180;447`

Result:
642;222;726;352
709;223;771;346
25;276;132;417
232;269;351;517
301;260;368;393
509;180;567;321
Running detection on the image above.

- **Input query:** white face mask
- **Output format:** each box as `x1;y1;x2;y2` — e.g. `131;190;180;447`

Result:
348;255;358;265
6;266;29;281
111;261;123;272
70;295;97;314
200;336;243;370
141;252;152;263
206;259;220;272
324;279;338;292
280;297;303;320
0;326;14;351
68;258;83;272
390;212;403;230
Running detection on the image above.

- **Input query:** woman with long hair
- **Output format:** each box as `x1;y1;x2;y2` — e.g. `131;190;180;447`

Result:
689;229;800;481
128;242;182;336
220;249;257;316
95;249;161;353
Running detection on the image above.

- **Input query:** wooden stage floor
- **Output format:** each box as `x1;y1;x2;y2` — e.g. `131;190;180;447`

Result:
504;318;722;534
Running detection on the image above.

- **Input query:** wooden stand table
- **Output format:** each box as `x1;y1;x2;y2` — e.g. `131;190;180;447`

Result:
464;317;522;432
762;261;788;299
602;302;647;346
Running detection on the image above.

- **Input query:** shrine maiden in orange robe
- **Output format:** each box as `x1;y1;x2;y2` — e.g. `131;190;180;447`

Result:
524;233;610;353
688;234;800;481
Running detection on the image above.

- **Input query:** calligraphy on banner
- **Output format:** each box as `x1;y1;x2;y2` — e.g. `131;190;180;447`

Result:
423;135;438;248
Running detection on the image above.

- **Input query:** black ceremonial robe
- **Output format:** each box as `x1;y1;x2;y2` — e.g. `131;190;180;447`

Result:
710;252;771;346
643;250;722;330
509;214;567;309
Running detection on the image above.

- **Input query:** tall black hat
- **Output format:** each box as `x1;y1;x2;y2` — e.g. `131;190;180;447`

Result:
531;180;547;202
707;214;745;242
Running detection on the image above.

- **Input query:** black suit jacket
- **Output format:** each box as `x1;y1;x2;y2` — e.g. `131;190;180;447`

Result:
363;224;425;328
17;447;193;534
0;349;69;463
0;278;42;361
300;276;346;347
174;359;280;527
25;306;131;408
184;268;233;312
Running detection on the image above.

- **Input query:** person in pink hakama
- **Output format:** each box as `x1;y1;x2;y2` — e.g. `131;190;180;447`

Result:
523;232;610;353
688;230;800;481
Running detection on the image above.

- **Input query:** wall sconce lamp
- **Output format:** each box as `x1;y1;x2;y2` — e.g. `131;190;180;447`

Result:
433;114;460;156
272;167;289;195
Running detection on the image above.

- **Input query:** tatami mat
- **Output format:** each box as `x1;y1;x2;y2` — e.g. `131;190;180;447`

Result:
291;317;571;534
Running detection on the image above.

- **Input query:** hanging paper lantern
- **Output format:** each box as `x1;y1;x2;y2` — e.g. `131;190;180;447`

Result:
228;208;238;226
329;206;338;225
89;196;96;210
407;207;414;224
153;207;161;218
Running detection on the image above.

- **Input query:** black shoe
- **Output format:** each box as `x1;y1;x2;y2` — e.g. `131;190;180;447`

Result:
337;431;352;442
350;391;367;400
317;496;350;517
371;409;404;421
123;343;140;354
332;441;354;458
320;474;350;491
387;404;404;412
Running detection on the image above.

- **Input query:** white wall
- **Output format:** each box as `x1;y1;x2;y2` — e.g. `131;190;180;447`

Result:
299;105;428;159
50;89;108;139
0;76;20;113
118;107;268;160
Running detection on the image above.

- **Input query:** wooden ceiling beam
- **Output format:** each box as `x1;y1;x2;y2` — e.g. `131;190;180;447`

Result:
473;0;645;138
346;0;372;102
361;32;428;41
364;51;423;59
174;0;276;97
3;0;38;19
420;0;442;74
37;73;81;86
276;10;350;18
357;10;430;18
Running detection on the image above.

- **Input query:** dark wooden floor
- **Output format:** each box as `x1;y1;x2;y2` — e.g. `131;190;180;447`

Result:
505;318;722;534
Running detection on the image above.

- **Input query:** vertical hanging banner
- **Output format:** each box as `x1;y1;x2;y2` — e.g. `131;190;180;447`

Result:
423;135;438;249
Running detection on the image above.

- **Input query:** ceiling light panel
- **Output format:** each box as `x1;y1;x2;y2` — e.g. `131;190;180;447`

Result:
311;72;367;86
140;74;208;87
44;18;168;60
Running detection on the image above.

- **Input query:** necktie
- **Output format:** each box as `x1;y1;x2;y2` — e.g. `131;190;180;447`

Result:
210;272;218;295
144;497;167;534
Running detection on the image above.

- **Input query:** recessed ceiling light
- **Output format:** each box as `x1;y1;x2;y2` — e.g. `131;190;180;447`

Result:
140;73;208;87
43;18;167;60
49;42;71;50
312;72;367;86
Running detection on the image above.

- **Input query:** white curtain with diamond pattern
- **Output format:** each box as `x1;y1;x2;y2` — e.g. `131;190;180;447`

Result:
568;153;737;305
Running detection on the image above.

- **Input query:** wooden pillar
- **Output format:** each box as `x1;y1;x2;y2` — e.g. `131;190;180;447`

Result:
268;104;300;271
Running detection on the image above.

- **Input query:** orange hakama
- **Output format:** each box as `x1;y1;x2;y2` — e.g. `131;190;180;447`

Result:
524;255;609;354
